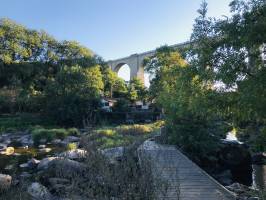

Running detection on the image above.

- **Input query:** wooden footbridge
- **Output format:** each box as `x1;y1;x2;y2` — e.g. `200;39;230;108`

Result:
138;140;236;200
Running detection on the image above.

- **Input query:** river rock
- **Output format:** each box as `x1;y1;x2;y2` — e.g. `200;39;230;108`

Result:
40;158;86;181
5;147;15;155
20;135;33;146
64;136;80;143
27;182;52;200
48;158;86;172
20;171;32;179
213;170;233;186
28;158;40;169
102;146;124;164
52;139;62;145
0;143;7;151
0;174;12;190
48;178;71;192
39;147;52;153
226;183;259;200
39;138;47;144
37;157;59;170
252;152;266;165
19;163;29;168
218;142;252;185
4;164;14;171
38;145;46;149
59;149;87;160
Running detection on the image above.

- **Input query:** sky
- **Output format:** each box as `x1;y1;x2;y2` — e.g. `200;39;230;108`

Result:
1;0;232;85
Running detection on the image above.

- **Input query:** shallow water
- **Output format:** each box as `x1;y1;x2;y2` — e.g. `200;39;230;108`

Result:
0;145;65;174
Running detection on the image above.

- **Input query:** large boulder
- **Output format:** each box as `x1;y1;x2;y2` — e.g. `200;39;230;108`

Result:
102;146;124;164
27;182;52;200
218;143;251;168
0;174;12;190
218;142;252;185
39;147;52;153
213;170;233;186
28;158;40;169
39;158;86;181
37;157;59;171
48;178;71;193
64;136;80;143
48;158;86;174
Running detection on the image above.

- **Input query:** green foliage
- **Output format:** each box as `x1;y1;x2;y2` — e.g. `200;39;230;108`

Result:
127;77;147;102
0;114;55;133
97;129;116;137
44;65;103;126
0;19;121;127
144;0;266;162
31;128;69;145
67;128;80;136
67;142;78;150
117;124;153;136
31;128;55;145
88;122;161;148
255;127;266;152
0;18;93;66
113;99;130;112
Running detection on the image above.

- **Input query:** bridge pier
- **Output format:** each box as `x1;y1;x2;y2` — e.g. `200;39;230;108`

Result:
107;41;191;84
108;54;146;83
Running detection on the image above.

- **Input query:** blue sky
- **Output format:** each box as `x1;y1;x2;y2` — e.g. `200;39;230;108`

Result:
1;0;232;84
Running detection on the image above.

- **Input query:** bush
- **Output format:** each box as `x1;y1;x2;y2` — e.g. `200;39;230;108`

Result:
67;142;78;150
32;128;55;145
67;128;80;136
52;128;69;140
31;128;69;145
117;124;152;136
97;129;116;137
0;93;13;114
44;65;103;126
255;127;266;152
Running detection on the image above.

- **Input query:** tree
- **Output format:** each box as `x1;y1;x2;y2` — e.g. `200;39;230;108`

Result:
145;45;224;161
44;65;103;126
147;0;266;157
127;77;147;102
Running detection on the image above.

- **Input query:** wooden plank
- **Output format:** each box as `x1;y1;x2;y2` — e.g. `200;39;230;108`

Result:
138;140;236;200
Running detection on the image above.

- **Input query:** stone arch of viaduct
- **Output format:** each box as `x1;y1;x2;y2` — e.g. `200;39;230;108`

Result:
107;41;190;83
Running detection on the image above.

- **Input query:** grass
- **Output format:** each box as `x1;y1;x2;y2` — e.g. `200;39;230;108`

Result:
0;113;56;134
0;113;164;148
31;127;80;145
90;121;164;148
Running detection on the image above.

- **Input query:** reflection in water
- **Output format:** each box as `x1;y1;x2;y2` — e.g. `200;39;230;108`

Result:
252;165;266;190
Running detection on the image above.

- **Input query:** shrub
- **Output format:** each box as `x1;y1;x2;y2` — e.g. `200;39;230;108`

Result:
52;128;68;140
32;128;55;145
117;124;152;136
67;128;80;136
31;128;69;145
44;65;103;126
97;129;116;137
0;93;13;113
67;142;78;150
40;140;157;199
255;127;266;152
